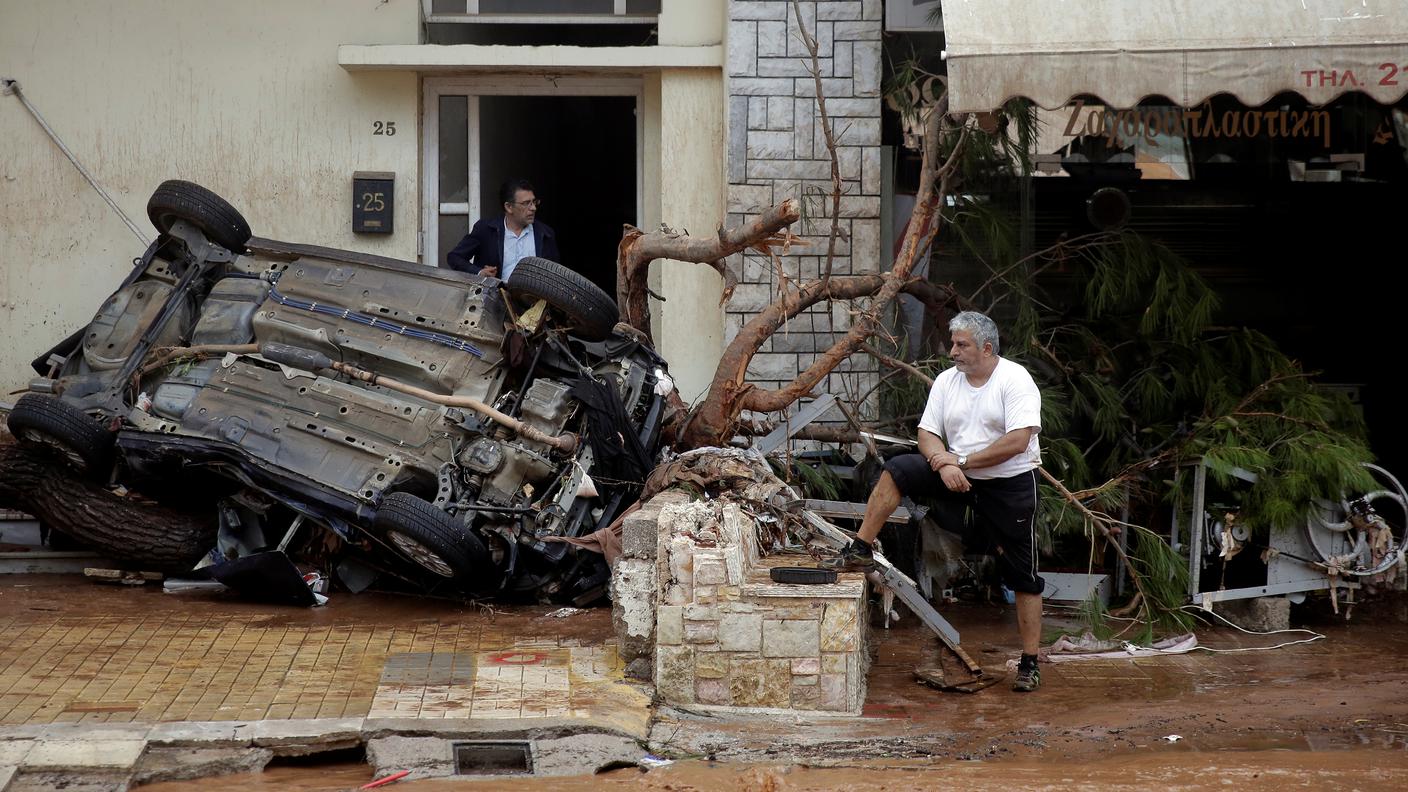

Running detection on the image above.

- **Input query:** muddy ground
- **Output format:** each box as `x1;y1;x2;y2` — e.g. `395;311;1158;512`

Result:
3;576;1406;790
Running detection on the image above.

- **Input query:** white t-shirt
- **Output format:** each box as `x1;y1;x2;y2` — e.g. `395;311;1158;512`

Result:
917;357;1042;480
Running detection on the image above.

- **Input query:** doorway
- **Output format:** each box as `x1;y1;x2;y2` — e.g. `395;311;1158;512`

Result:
424;78;641;299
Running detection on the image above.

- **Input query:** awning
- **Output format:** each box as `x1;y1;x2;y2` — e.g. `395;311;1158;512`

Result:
940;0;1408;112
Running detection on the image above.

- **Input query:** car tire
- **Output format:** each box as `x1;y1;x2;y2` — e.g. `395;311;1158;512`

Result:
6;394;114;476
506;256;618;341
374;492;498;592
146;180;252;253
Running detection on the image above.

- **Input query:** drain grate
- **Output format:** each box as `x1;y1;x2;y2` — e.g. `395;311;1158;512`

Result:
453;740;534;775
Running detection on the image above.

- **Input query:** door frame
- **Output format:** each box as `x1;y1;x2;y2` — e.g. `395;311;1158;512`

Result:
421;75;645;268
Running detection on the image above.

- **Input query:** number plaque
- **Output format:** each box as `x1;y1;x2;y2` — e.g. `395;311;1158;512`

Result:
352;171;394;235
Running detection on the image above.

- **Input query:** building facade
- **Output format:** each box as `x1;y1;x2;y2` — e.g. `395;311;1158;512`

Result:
0;0;891;413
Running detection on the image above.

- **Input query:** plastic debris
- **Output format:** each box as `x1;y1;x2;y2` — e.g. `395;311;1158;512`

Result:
1164;734;1183;742
303;571;329;594
639;754;674;768
653;368;674;396
576;472;600;499
359;770;411;789
546;607;584;618
163;579;226;593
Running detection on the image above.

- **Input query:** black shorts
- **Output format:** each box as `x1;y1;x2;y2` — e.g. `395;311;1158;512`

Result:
885;454;1044;595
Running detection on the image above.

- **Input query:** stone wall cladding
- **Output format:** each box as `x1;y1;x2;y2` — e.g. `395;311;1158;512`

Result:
612;489;693;679
646;500;868;714
726;0;884;421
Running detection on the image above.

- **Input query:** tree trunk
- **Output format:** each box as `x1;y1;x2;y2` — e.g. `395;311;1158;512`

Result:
0;443;215;572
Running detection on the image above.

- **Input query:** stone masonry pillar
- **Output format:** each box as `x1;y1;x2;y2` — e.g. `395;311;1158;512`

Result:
725;0;884;418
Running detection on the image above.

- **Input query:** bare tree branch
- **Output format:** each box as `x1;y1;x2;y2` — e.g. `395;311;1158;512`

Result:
863;343;934;387
793;0;845;287
616;201;802;338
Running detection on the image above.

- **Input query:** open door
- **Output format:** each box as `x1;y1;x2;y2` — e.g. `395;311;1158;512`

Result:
425;78;640;300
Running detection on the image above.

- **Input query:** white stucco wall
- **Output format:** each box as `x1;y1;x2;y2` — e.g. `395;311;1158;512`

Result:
0;0;421;394
0;0;729;402
655;0;727;403
654;70;727;403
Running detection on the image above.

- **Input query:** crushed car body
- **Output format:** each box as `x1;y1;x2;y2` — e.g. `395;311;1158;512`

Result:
7;180;669;604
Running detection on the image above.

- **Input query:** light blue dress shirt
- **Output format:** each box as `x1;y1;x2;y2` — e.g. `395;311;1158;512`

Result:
501;221;536;282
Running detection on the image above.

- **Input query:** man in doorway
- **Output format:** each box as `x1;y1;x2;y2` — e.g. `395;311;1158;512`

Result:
824;310;1046;692
446;178;560;280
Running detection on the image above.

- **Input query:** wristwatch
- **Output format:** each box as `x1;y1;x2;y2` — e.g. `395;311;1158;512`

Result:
956;454;969;469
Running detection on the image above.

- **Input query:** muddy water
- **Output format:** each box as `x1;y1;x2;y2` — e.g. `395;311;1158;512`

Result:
464;752;1408;791
138;752;1408;791
137;762;373;791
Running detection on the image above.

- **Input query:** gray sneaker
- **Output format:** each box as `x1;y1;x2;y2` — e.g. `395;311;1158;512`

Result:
1012;663;1041;692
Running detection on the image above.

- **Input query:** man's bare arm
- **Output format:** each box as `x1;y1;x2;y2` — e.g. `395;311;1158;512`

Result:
917;429;949;471
930;427;1034;470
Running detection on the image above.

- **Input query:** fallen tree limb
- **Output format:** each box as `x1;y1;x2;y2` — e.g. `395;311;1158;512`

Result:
0;443;215;571
682;100;960;448
616;201;803;337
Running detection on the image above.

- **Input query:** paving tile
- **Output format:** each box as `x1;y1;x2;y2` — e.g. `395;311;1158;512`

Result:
0;740;34;765
1;602;645;734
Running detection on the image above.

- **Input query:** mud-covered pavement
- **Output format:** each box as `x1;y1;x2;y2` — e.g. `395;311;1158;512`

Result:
650;602;1408;763
1;575;1406;789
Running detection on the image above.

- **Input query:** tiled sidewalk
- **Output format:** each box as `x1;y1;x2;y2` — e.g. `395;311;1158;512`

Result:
0;584;647;736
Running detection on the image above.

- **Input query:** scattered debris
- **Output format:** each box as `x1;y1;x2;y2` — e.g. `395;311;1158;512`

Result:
84;568;162;585
1038;632;1200;663
546;607;584;618
360;770;411;789
162;579;226;593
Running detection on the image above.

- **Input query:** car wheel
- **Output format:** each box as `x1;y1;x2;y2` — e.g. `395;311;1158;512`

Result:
6;394;114;476
373;492;498;591
506;256;619;341
146;180;252;253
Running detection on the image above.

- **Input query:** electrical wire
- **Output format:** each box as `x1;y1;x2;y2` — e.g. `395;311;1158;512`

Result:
2;78;151;245
1042;602;1327;656
266;277;484;358
1176;604;1325;653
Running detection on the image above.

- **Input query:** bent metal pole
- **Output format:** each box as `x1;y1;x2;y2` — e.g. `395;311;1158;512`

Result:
327;359;579;454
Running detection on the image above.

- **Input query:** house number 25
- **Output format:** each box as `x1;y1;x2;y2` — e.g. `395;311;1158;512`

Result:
373;121;397;136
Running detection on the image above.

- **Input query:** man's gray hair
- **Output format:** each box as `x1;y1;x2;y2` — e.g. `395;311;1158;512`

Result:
949;311;1000;356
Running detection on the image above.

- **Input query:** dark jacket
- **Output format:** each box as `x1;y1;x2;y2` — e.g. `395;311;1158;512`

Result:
445;217;560;275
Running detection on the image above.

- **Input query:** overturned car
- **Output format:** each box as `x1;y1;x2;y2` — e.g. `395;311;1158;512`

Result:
8;181;668;603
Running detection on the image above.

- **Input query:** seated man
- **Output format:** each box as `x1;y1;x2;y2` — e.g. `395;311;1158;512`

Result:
825;310;1047;693
446;178;560;280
